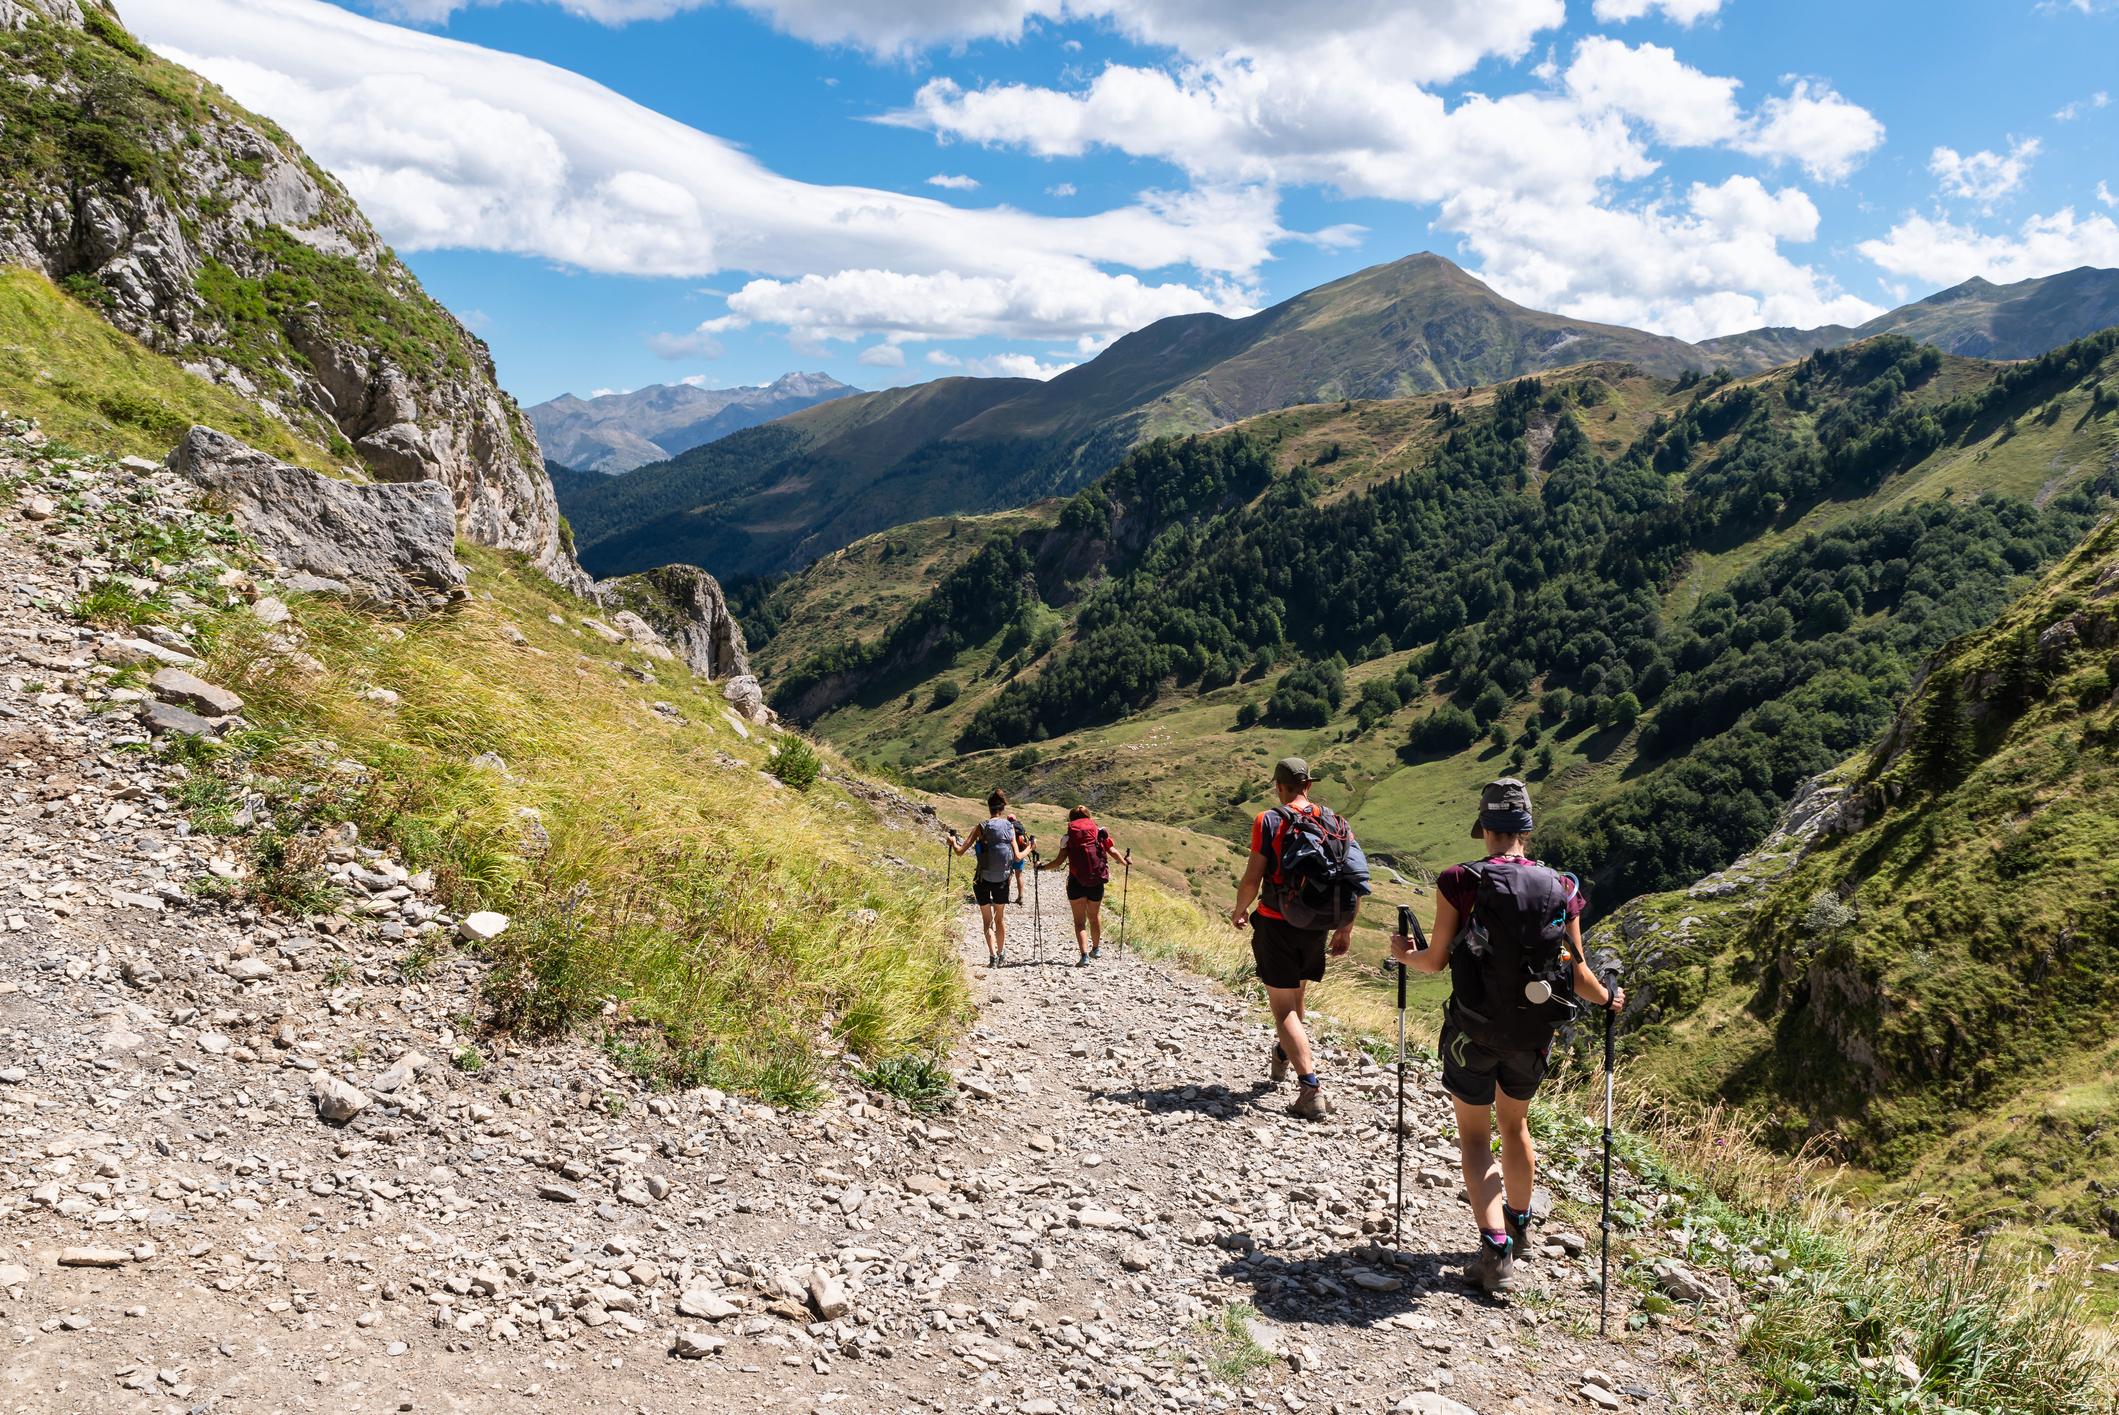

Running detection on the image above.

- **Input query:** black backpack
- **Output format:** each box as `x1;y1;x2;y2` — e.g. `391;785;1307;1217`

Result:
1265;805;1371;931
1446;860;1581;1050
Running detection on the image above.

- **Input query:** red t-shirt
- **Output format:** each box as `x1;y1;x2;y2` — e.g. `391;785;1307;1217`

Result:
1438;856;1585;919
1249;803;1321;922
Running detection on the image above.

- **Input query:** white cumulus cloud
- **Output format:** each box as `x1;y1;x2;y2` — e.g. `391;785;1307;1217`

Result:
1563;36;1742;148
1859;208;2119;287
1590;0;1726;23
1450;176;1881;342
1929;138;2041;207
925;173;981;190
1735;79;1886;182
720;266;1252;346
126;0;1275;353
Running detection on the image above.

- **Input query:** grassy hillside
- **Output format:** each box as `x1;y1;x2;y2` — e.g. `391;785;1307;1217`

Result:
6;295;966;1106
763;334;2119;929
0;266;337;469
1601;511;2119;1267
557;254;1710;581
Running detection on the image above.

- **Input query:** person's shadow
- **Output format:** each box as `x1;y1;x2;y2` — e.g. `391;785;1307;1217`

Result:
1093;1081;1264;1119
1216;1244;1468;1327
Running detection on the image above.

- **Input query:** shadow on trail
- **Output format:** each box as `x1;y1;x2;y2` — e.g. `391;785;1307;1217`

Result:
1092;1081;1267;1119
1216;1244;1470;1328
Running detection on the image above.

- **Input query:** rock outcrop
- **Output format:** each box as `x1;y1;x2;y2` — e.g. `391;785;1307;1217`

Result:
169;427;465;614
595;564;751;685
0;1;589;594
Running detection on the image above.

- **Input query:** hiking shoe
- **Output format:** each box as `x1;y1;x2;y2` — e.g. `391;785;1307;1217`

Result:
1288;1082;1330;1122
1471;1235;1518;1297
1089;945;1101;959
1075;955;1090;968
1503;1205;1534;1261
1269;1044;1289;1085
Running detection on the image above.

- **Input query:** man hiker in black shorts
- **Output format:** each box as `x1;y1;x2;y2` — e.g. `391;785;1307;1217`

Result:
1389;778;1624;1296
1038;805;1128;965
1231;758;1365;1123
951;790;1028;967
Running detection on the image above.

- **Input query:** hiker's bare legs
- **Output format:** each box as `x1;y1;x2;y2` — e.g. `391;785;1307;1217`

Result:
1453;1094;1534;1232
1265;982;1315;1078
1085;900;1102;950
1496;1092;1535;1214
1453;1097;1504;1233
1068;897;1092;957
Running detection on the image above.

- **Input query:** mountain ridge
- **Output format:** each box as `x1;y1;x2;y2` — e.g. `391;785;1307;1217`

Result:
562;254;2119;582
528;371;859;475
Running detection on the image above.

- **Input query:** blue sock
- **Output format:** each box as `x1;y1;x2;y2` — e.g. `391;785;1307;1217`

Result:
1299;1073;1320;1088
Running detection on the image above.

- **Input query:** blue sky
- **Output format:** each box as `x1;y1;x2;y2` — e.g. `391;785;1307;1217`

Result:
126;0;2118;407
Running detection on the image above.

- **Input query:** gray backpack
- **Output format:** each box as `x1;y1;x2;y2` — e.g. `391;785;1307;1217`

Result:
976;817;1019;882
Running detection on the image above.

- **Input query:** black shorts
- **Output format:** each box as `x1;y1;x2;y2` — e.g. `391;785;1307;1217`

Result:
1250;911;1327;990
973;878;1010;906
1065;877;1105;902
1438;1019;1550;1106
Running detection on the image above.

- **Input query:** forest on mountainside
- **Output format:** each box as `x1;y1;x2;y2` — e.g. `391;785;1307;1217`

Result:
778;331;2119;911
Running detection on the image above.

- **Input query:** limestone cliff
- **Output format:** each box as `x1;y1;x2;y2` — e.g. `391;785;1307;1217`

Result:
0;0;588;592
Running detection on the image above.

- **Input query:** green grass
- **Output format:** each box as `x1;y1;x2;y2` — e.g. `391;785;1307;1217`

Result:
0;267;337;467
10;358;971;1105
1605;514;2119;1288
854;1053;956;1113
176;544;971;1104
1198;1302;1275;1382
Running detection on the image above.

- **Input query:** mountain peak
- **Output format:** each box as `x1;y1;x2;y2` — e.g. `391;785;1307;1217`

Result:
528;373;862;474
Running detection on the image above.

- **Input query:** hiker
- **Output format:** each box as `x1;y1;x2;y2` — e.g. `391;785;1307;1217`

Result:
951;790;1028;967
1389;778;1624;1297
1037;805;1129;966
1230;758;1368;1122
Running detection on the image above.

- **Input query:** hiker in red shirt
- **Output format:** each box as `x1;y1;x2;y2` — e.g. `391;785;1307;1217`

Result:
1230;757;1360;1122
1037;805;1128;967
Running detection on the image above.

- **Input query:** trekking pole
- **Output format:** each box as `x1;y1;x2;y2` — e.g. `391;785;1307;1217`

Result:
1031;849;1043;966
1599;966;1621;1338
1393;904;1427;1248
1117;858;1131;959
944;831;954;895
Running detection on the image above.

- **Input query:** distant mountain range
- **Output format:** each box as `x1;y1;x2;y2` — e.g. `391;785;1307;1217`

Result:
528;372;859;474
1701;265;2119;370
555;254;2119;581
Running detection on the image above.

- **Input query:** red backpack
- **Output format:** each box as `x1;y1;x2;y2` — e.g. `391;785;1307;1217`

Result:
1064;818;1110;884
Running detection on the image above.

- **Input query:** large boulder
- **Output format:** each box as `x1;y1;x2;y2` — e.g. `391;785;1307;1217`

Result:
169;427;465;615
595;564;750;682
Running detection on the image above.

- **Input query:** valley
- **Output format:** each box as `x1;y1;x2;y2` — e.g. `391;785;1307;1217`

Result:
3;1;2118;1410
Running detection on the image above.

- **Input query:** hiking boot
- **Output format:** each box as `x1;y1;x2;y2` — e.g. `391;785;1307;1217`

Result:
1503;1205;1534;1261
1288;1082;1330;1122
1269;1044;1289;1085
1075;954;1090;968
1089;944;1101;959
1471;1235;1518;1297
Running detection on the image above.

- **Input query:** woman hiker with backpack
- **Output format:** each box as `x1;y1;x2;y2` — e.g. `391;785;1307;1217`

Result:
1388;778;1624;1297
950;790;1030;968
1230;758;1370;1123
1037;805;1130;966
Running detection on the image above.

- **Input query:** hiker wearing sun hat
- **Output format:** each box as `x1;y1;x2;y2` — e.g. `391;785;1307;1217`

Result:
1389;777;1623;1297
1230;757;1369;1123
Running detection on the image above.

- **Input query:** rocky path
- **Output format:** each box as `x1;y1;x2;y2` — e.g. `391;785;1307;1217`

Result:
0;431;1734;1413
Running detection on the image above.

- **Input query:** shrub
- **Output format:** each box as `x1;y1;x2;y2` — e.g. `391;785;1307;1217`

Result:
928;679;961;710
767;737;822;791
1408;705;1479;756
